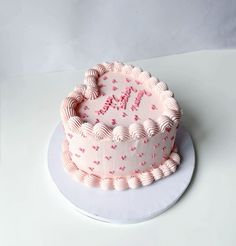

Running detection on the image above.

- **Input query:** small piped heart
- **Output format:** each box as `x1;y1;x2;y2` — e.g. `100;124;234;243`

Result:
111;144;117;149
140;161;146;166
166;127;171;133
119;166;126;171
93;160;100;165
92;145;99;151
79;148;85;153
121;155;127;160
112;86;118;91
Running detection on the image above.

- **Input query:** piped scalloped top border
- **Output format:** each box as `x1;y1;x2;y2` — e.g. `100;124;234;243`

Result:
60;61;182;142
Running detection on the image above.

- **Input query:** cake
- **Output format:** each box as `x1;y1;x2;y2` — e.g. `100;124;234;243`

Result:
60;61;182;191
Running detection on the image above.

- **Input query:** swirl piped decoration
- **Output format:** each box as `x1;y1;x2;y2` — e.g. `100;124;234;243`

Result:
60;61;182;141
62;140;181;191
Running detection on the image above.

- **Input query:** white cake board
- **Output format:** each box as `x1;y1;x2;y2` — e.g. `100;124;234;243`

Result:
48;123;195;224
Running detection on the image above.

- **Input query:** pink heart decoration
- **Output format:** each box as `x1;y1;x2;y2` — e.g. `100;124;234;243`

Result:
112;79;117;83
138;153;144;158
111;144;117;149
151;104;157;110
119;166;126;171
67;133;73;139
121;155;127;160
140;161;146;166
166;127;171;133
109;170;115;174
105;156;112;160
130;146;136;151
79;148;85;153
92;145;99;151
93;160;100;165
126;78;131;82
135;80;142;85
111;119;116;125
89;167;94;171
112;86;118;91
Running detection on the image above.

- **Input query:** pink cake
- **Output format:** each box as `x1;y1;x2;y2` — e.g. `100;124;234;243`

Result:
60;62;182;190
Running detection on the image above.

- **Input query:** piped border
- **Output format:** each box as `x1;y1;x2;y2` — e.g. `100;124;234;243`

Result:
60;61;182;142
62;139;181;191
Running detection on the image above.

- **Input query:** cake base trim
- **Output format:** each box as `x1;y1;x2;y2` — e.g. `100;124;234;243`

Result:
62;140;181;191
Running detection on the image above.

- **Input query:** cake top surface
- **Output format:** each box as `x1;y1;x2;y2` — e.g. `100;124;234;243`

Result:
61;61;181;141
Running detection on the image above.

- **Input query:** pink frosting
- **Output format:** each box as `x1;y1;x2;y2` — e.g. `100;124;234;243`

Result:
61;139;181;191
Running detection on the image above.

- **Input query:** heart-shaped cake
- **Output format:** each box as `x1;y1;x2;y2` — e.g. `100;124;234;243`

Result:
60;61;182;190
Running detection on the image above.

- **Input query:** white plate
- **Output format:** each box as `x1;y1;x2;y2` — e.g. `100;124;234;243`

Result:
48;123;195;224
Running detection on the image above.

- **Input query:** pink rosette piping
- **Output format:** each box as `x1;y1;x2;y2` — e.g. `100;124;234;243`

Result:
114;177;128;191
122;64;134;74
163;109;182;123
112;126;129;142
79;122;93;137
85;69;99;79
127;176;141;189
84;75;97;87
132;67;143;79
164;97;180;111
102;62;114;71
74;169;87;182
147;76;159;88
151;168;163;181
93;123;112;139
113;61;124;72
154;81;168;93
170;152;181;165
93;64;106;76
139;172;154;186
67;116;83;133
100;178;114;190
68;91;84;103
84;174;100;187
138;71;151;82
84;86;99;100
157;115;173;132
160;90;174;100
62;97;79;108
143;119;159;137
129;123;146;140
61;107;76;122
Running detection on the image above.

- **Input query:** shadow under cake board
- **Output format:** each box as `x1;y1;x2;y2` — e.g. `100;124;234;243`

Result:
48;123;195;224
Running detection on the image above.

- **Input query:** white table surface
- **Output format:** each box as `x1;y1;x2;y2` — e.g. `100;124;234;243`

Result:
1;50;236;246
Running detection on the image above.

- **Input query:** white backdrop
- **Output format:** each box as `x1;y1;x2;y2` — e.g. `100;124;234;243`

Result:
0;0;236;77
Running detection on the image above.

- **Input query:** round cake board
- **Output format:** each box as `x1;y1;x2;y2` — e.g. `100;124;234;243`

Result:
48;123;195;224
